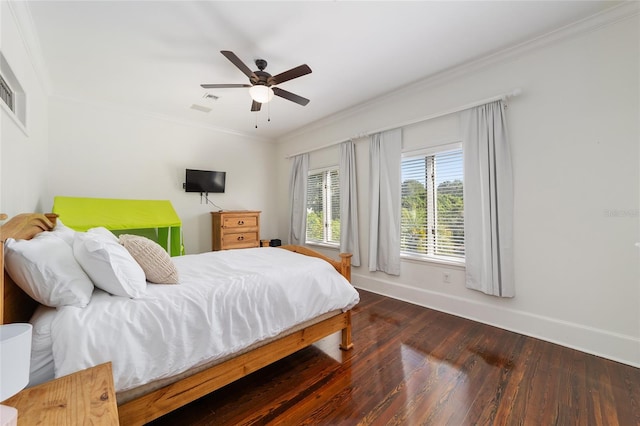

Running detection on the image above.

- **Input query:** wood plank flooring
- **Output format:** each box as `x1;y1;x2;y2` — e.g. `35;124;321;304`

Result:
148;290;640;425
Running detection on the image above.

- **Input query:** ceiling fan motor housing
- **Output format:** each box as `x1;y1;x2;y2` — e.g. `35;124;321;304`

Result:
253;70;273;86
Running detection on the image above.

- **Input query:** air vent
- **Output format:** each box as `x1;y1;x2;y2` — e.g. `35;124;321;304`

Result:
190;104;212;113
0;74;13;111
1;51;26;128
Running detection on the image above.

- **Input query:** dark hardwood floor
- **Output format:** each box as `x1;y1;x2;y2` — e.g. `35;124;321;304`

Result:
148;290;640;425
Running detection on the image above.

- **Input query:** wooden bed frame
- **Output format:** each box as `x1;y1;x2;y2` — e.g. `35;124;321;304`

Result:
0;213;354;425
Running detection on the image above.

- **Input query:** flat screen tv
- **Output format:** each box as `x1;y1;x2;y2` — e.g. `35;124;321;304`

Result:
185;169;226;193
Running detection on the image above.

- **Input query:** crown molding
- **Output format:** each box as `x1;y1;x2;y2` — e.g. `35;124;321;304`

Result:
6;0;52;95
279;1;639;143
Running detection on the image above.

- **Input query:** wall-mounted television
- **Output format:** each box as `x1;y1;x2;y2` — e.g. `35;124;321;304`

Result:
185;169;226;193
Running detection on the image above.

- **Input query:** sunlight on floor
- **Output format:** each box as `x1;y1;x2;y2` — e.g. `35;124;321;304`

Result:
399;343;472;423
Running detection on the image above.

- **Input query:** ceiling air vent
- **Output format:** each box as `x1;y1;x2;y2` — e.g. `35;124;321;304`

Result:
190;104;212;113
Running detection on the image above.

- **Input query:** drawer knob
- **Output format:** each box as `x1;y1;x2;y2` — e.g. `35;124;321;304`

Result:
238;220;244;225
237;235;244;241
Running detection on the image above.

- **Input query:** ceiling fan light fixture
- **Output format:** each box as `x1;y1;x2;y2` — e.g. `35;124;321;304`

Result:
249;85;274;104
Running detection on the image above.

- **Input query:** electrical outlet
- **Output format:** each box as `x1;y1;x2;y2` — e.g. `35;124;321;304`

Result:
442;272;451;283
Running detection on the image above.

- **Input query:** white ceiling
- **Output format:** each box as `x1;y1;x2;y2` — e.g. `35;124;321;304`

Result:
25;1;620;141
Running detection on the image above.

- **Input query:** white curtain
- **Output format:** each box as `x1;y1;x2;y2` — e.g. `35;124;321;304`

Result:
369;129;402;275
461;100;514;297
288;153;309;245
339;141;361;266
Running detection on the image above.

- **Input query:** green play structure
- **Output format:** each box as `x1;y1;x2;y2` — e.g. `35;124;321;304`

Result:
52;196;184;256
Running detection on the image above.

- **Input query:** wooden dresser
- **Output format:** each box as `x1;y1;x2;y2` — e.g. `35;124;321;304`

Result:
211;210;261;250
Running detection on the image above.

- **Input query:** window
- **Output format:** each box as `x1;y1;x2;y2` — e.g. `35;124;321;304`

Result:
401;145;464;262
306;167;340;245
0;74;13;112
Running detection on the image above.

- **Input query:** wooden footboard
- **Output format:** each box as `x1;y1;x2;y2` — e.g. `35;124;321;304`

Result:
118;311;352;425
279;244;353;283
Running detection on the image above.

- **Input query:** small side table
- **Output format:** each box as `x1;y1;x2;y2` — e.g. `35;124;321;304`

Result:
3;362;119;425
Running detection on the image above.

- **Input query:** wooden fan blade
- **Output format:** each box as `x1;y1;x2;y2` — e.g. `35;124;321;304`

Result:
221;50;257;80
200;84;251;89
251;100;262;111
272;87;310;106
271;64;312;85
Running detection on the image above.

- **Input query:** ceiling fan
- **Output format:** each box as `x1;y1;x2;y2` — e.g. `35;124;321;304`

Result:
201;50;312;112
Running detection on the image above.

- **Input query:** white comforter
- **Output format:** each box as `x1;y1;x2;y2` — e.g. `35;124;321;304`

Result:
50;248;359;392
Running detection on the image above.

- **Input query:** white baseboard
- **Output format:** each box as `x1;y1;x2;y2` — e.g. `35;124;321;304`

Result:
353;273;640;368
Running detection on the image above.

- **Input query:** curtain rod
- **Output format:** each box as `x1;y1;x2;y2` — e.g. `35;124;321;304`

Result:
285;88;522;159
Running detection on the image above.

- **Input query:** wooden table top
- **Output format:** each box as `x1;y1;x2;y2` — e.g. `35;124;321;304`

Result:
3;362;119;425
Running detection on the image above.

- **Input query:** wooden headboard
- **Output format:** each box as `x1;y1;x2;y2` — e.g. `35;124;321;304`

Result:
1;213;57;324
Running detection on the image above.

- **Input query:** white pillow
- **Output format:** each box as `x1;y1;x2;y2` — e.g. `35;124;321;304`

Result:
119;235;179;284
73;231;147;298
4;233;94;308
87;226;119;243
51;219;77;246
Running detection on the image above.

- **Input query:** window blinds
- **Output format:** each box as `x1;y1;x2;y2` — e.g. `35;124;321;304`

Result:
401;148;464;260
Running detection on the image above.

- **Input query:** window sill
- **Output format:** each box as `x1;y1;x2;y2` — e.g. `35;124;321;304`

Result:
401;253;465;269
305;241;340;250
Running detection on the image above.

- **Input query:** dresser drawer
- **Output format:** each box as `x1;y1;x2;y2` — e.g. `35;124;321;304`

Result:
222;215;258;229
222;232;259;249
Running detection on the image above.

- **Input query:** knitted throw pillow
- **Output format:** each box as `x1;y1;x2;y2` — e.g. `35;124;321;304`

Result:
118;234;179;284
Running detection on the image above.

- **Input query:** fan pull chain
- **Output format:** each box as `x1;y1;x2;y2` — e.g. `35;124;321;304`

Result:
268;101;271;122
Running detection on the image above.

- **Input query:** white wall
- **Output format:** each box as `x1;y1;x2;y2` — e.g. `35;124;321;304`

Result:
46;97;277;254
275;9;640;366
1;1;50;216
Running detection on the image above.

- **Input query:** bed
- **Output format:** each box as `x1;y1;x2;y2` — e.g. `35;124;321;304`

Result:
0;213;358;425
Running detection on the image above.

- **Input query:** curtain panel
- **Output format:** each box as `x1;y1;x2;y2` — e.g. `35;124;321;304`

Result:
461;100;514;297
339;141;361;266
288;153;309;245
369;129;402;275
